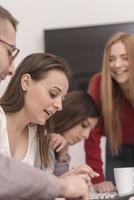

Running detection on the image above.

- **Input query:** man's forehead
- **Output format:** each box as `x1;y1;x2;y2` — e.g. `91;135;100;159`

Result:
0;18;8;35
0;19;16;44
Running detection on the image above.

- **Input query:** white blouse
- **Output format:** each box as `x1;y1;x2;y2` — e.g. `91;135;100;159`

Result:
0;106;38;166
0;106;67;175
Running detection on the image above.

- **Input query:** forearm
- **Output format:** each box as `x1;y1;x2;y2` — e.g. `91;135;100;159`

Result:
84;131;105;184
54;154;71;176
0;154;61;200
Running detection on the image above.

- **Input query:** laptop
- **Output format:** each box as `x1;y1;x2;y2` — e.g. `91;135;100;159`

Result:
89;192;134;200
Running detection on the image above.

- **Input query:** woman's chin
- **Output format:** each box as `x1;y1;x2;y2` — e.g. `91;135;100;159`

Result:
38;119;47;126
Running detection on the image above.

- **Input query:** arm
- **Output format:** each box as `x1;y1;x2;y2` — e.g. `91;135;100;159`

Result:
86;73;105;184
86;73;116;192
54;153;71;176
85;130;116;192
50;133;70;176
0;154;61;200
0;154;93;200
84;124;105;184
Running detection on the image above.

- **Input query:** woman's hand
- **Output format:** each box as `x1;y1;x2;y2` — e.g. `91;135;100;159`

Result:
93;181;116;193
49;133;68;152
63;164;99;181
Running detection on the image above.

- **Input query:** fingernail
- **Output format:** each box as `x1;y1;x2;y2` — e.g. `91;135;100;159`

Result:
95;172;100;176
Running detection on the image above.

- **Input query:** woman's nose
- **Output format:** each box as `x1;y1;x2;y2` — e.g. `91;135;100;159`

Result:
114;58;122;68
82;129;91;139
54;98;63;111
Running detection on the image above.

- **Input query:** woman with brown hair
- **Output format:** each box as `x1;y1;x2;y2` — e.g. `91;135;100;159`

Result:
49;90;99;176
0;52;98;184
85;32;134;192
0;52;71;172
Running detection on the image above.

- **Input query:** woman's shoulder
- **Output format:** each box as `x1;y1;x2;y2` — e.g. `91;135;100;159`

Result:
0;106;5;114
0;106;6;124
88;73;101;91
0;106;7;138
90;72;101;85
88;73;101;101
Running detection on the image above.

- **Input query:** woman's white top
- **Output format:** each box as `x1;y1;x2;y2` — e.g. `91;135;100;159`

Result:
0;106;69;176
0;106;55;172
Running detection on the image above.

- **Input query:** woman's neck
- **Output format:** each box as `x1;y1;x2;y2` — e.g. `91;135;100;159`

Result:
5;111;29;159
6;111;28;134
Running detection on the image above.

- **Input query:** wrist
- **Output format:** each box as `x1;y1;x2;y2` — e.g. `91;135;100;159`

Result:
58;177;67;197
57;154;70;163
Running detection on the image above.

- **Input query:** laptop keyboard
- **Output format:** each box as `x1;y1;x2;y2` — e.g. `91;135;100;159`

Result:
89;192;118;200
89;192;134;200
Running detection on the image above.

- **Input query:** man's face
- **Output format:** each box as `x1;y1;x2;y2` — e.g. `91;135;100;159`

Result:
0;19;16;81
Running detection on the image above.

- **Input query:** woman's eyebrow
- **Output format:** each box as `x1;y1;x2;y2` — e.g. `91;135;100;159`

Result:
82;120;91;127
86;120;91;125
52;87;62;92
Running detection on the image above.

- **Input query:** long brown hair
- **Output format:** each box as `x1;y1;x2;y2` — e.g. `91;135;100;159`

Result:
101;32;134;155
0;52;71;167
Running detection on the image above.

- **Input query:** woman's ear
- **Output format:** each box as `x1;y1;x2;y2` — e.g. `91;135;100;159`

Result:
21;74;32;92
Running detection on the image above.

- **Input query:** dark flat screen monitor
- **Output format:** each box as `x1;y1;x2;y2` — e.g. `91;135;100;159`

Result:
44;22;134;91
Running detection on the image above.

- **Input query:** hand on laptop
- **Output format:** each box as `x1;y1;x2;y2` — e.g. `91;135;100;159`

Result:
93;181;116;193
66;164;99;180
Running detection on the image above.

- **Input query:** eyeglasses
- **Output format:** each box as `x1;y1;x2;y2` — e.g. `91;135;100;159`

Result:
0;38;20;62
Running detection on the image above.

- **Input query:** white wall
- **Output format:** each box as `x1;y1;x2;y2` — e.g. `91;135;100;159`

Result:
0;0;134;167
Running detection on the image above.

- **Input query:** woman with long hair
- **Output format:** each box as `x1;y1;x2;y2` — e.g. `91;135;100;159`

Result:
0;52;99;184
0;52;71;172
85;32;134;192
49;91;99;176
